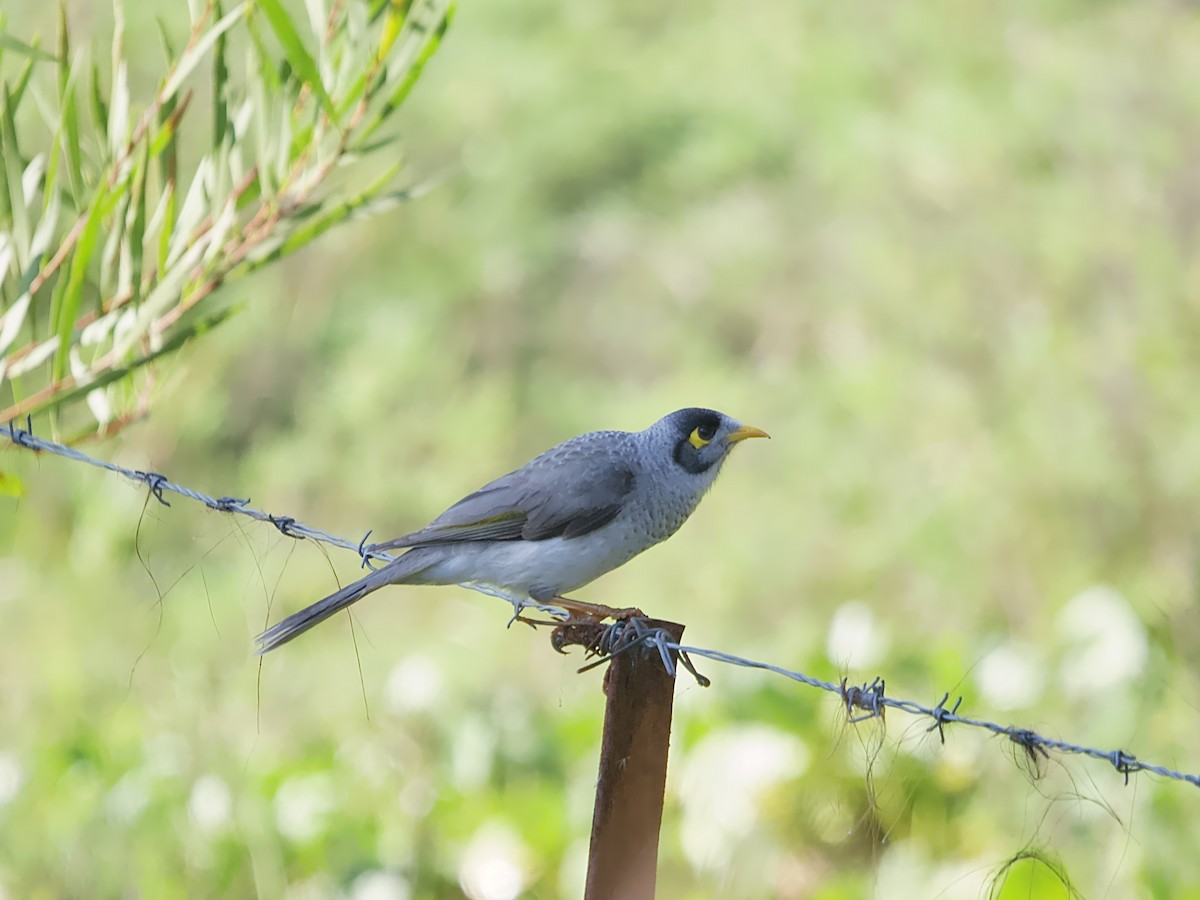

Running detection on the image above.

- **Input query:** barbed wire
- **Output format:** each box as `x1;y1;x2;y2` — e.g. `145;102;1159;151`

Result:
4;418;1198;790
0;418;567;619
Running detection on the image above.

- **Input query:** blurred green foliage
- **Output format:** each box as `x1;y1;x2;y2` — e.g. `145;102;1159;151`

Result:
3;0;1200;897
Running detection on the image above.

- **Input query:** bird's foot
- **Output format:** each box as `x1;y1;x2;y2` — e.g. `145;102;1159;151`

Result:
508;611;562;630
548;596;644;622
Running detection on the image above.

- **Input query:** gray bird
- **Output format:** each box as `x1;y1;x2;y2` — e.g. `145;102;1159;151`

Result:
254;408;768;653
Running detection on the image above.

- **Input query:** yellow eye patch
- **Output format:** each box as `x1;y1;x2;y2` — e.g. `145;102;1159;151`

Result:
688;426;714;449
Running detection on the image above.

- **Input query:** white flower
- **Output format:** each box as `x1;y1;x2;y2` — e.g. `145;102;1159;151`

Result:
352;869;411;900
675;725;808;871
189;774;233;833
384;655;444;715
1057;585;1147;696
0;753;23;806
274;774;334;843
975;641;1044;710
458;823;530;900
826;600;888;668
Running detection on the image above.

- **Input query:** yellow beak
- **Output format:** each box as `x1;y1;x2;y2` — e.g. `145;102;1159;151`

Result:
728;424;771;443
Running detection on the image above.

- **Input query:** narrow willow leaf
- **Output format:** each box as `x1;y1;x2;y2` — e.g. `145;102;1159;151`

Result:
138;236;206;333
1;86;31;271
274;95;291;184
59;51;85;206
5;333;56;377
80;305;119;347
54;5;86;206
89;58;109;136
330;5;367;99
209;138;232;242
108;1;127;155
161;3;246;106
0;234;12;285
143;180;171;263
255;0;336;119
248;49;276;197
127;138;148;308
202;198;237;265
0;292;31;356
0;33;57;63
8;57;35;111
244;15;282;95
168;157;211;266
50;188;106;382
69;345;112;424
156;16;177;63
362;1;452;144
102;190;131;300
302;0;326;51
227;140;246;198
56;2;69;88
212;0;230;152
28;185;61;262
231;96;254;143
21;153;45;207
108;61;130;156
156;182;174;273
377;0;410;62
149;91;182;186
334;70;371;120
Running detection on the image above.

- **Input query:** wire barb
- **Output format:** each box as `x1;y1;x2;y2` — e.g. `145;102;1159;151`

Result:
136;471;172;506
1109;750;1138;785
926;693;963;744
4;422;1199;790
207;495;249;512
841;676;887;723
268;514;302;538
358;531;382;571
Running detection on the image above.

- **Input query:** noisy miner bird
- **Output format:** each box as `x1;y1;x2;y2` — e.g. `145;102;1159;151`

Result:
254;408;768;653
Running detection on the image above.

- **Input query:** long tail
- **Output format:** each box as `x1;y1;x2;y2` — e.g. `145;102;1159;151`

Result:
254;554;430;654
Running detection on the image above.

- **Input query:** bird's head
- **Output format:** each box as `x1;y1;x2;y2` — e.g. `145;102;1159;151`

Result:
653;407;770;475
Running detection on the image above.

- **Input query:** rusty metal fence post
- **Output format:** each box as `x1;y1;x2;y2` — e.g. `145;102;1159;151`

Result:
582;618;685;900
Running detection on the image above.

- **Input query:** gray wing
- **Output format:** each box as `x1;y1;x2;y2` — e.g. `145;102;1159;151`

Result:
370;436;638;550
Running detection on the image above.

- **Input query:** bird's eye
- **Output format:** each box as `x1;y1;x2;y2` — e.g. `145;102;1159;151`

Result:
688;423;718;449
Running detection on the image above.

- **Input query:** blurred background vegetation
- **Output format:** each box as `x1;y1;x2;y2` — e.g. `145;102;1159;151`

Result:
3;0;1200;897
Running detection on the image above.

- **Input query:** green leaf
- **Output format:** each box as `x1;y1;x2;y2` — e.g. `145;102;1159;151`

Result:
377;0;411;61
156;16;177;62
1;86;30;269
89;58;109;135
254;0;336;119
0;292;32;357
127;140;149;308
153;93;181;190
0;32;57;63
49;186;107;383
107;3;128;155
212;0;230;152
7;56;35;111
156;183;175;274
361;0;453;144
161;3;246;105
0;469;24;497
56;40;85;207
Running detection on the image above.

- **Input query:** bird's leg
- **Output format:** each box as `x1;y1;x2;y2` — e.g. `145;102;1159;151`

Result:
549;595;644;622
